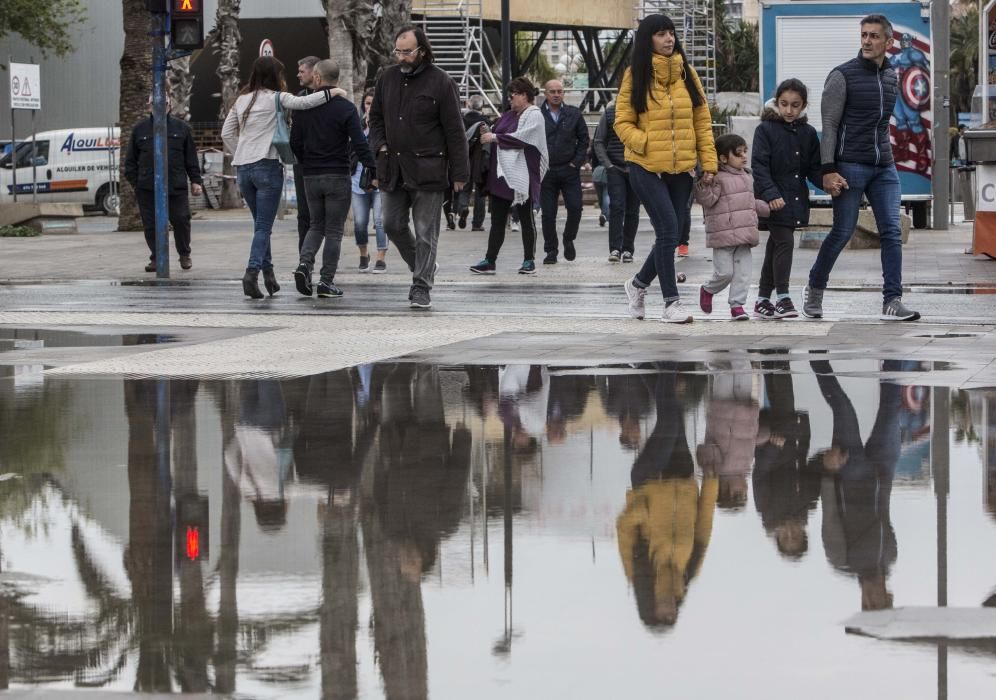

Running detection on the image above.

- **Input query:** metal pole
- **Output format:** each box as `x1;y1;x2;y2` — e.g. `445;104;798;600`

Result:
30;110;36;204
932;385;950;700
932;0;950;230
152;10;171;279
500;0;511;110
9;54;15;205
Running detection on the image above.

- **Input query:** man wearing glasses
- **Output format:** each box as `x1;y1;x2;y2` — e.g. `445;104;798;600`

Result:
539;79;589;264
368;27;470;309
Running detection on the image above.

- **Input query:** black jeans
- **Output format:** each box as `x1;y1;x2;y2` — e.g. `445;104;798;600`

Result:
293;164;310;252
485;195;536;263
606;166;640;254
300;173;351;284
136;188;192;260
758;223;795;298
540;164;582;254
628;167;693;302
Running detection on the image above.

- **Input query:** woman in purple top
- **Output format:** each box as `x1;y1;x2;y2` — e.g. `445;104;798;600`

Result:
470;77;549;275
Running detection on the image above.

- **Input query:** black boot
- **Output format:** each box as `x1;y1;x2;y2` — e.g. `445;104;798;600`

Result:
243;268;264;299
262;267;280;296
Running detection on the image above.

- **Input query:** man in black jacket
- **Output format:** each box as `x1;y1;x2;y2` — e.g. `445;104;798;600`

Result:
290;59;376;299
125;95;202;272
540;80;589;264
368;27;470;310
593;102;639;262
292;55;320;251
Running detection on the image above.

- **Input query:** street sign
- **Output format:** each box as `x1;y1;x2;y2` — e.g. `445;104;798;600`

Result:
259;39;274;57
9;62;40;110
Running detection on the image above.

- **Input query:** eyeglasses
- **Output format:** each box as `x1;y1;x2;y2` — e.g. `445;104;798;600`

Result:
393;47;420;56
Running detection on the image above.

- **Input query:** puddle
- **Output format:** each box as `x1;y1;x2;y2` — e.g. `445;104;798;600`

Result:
0;361;994;697
0;327;177;352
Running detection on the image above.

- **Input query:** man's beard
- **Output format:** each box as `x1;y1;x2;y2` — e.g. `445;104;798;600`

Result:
399;56;424;75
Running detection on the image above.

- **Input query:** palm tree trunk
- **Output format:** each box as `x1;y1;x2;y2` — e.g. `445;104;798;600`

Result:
210;0;242;209
117;0;153;232
325;3;357;98
168;55;194;121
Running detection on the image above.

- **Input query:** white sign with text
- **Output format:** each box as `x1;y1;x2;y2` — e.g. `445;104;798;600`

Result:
9;62;41;110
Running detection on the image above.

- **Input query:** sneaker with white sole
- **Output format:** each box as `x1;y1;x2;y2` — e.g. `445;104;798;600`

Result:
624;278;647;320
661;300;693;324
802;285;824;319
608;250;621;263
621;251;634;263
372;260;387;274
410;287;432;309
880;297;920;321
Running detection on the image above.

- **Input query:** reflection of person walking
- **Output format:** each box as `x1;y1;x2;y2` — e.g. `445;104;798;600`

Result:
804;14;920;322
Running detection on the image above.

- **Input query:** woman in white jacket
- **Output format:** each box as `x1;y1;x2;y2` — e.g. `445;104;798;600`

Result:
221;56;342;299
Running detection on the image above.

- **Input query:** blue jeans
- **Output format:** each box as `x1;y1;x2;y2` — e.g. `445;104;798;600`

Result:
628;166;693;302
352;190;388;251
237;158;284;271
808;162;904;302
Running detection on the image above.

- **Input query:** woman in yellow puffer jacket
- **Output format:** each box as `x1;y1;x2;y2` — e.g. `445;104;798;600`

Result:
617;14;718;324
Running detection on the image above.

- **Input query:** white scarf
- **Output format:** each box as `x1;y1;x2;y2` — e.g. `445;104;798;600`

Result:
495;104;549;206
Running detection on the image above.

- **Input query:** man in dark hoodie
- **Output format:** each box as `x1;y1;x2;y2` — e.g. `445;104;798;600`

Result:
290;59;376;299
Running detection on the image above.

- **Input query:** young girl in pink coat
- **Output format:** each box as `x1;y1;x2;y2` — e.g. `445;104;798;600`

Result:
694;134;770;320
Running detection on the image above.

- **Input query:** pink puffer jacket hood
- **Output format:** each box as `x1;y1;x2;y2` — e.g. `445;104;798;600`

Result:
694;164;770;249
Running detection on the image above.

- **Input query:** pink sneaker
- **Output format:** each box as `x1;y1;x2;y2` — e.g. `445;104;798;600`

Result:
731;306;749;321
699;286;713;314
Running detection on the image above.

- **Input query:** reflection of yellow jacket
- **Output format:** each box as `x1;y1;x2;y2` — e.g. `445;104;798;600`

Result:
614;53;718;175
616;477;719;602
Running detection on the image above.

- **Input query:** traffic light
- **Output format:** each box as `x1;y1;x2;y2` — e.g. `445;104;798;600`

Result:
171;0;204;51
175;493;209;562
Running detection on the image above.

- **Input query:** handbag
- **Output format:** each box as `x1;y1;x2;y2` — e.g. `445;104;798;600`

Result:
271;93;297;165
359;166;376;190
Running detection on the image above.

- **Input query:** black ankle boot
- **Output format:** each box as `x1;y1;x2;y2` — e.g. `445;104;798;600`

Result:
243;268;264;299
262;267;280;296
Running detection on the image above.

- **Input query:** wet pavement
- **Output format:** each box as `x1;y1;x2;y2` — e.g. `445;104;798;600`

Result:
1;359;995;698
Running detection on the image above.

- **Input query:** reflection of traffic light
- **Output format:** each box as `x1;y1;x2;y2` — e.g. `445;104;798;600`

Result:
176;494;209;561
171;0;203;50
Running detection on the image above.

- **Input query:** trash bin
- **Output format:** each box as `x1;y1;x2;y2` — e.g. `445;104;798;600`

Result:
962;130;996;258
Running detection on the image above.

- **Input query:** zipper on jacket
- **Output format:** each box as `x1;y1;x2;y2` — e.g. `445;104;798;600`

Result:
875;72;883;166
668;60;677;171
838;124;846;158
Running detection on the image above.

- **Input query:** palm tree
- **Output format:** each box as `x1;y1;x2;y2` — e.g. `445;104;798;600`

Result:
321;0;410;98
208;0;242;208
950;8;979;117
168;55;194;121
717;20;759;93
324;0;358;97
117;0;154;231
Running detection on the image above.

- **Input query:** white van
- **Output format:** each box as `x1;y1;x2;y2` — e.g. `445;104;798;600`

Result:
0;128;121;214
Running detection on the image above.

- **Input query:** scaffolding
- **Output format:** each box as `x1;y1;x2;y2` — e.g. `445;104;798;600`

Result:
637;0;716;100
412;0;502;112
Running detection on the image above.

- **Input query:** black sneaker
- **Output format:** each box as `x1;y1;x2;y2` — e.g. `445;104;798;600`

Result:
470;259;496;274
316;282;343;298
471;225;485;232
410;287;432;308
446;213;456;230
358;256;370;272
598;214;607;227
372;259;387;274
543;252;558;265
145;261;156;272
754;299;778;320
294;263;313;296
458;210;468;229
774;297;799;319
564;239;576;261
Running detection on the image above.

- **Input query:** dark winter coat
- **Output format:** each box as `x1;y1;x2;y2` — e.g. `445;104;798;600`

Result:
125;114;202;192
289;91;376;176
593;105;628;170
751;109;822;228
541;101;589;168
826;53;898;170
367;62;470;192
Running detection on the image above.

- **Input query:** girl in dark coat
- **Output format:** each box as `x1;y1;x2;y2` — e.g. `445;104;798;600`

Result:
751;78;822;320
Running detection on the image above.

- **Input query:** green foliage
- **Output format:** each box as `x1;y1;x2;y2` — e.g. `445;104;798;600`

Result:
717;20;759;93
0;0;86;62
516;32;557;86
950;6;979;116
0;225;40;238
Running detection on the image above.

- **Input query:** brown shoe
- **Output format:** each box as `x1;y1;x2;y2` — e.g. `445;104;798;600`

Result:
179;256;192;270
145;261;156;272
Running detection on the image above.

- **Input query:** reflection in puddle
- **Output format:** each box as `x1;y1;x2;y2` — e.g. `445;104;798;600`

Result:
0;360;995;697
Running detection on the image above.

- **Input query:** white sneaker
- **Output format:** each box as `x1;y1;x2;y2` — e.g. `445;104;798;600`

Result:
660;300;693;324
624;278;647;320
511;221;520;232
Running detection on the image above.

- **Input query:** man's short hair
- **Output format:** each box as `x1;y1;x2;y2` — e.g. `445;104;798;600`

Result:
314;59;340;85
468;94;484;111
861;14;894;41
298;56;320;68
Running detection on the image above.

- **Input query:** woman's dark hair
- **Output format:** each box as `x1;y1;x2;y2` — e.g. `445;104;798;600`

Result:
241;56;288;95
394;26;434;64
715;133;747;158
774;78;808;104
630;14;705;114
359;88;375;127
506;76;536;103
